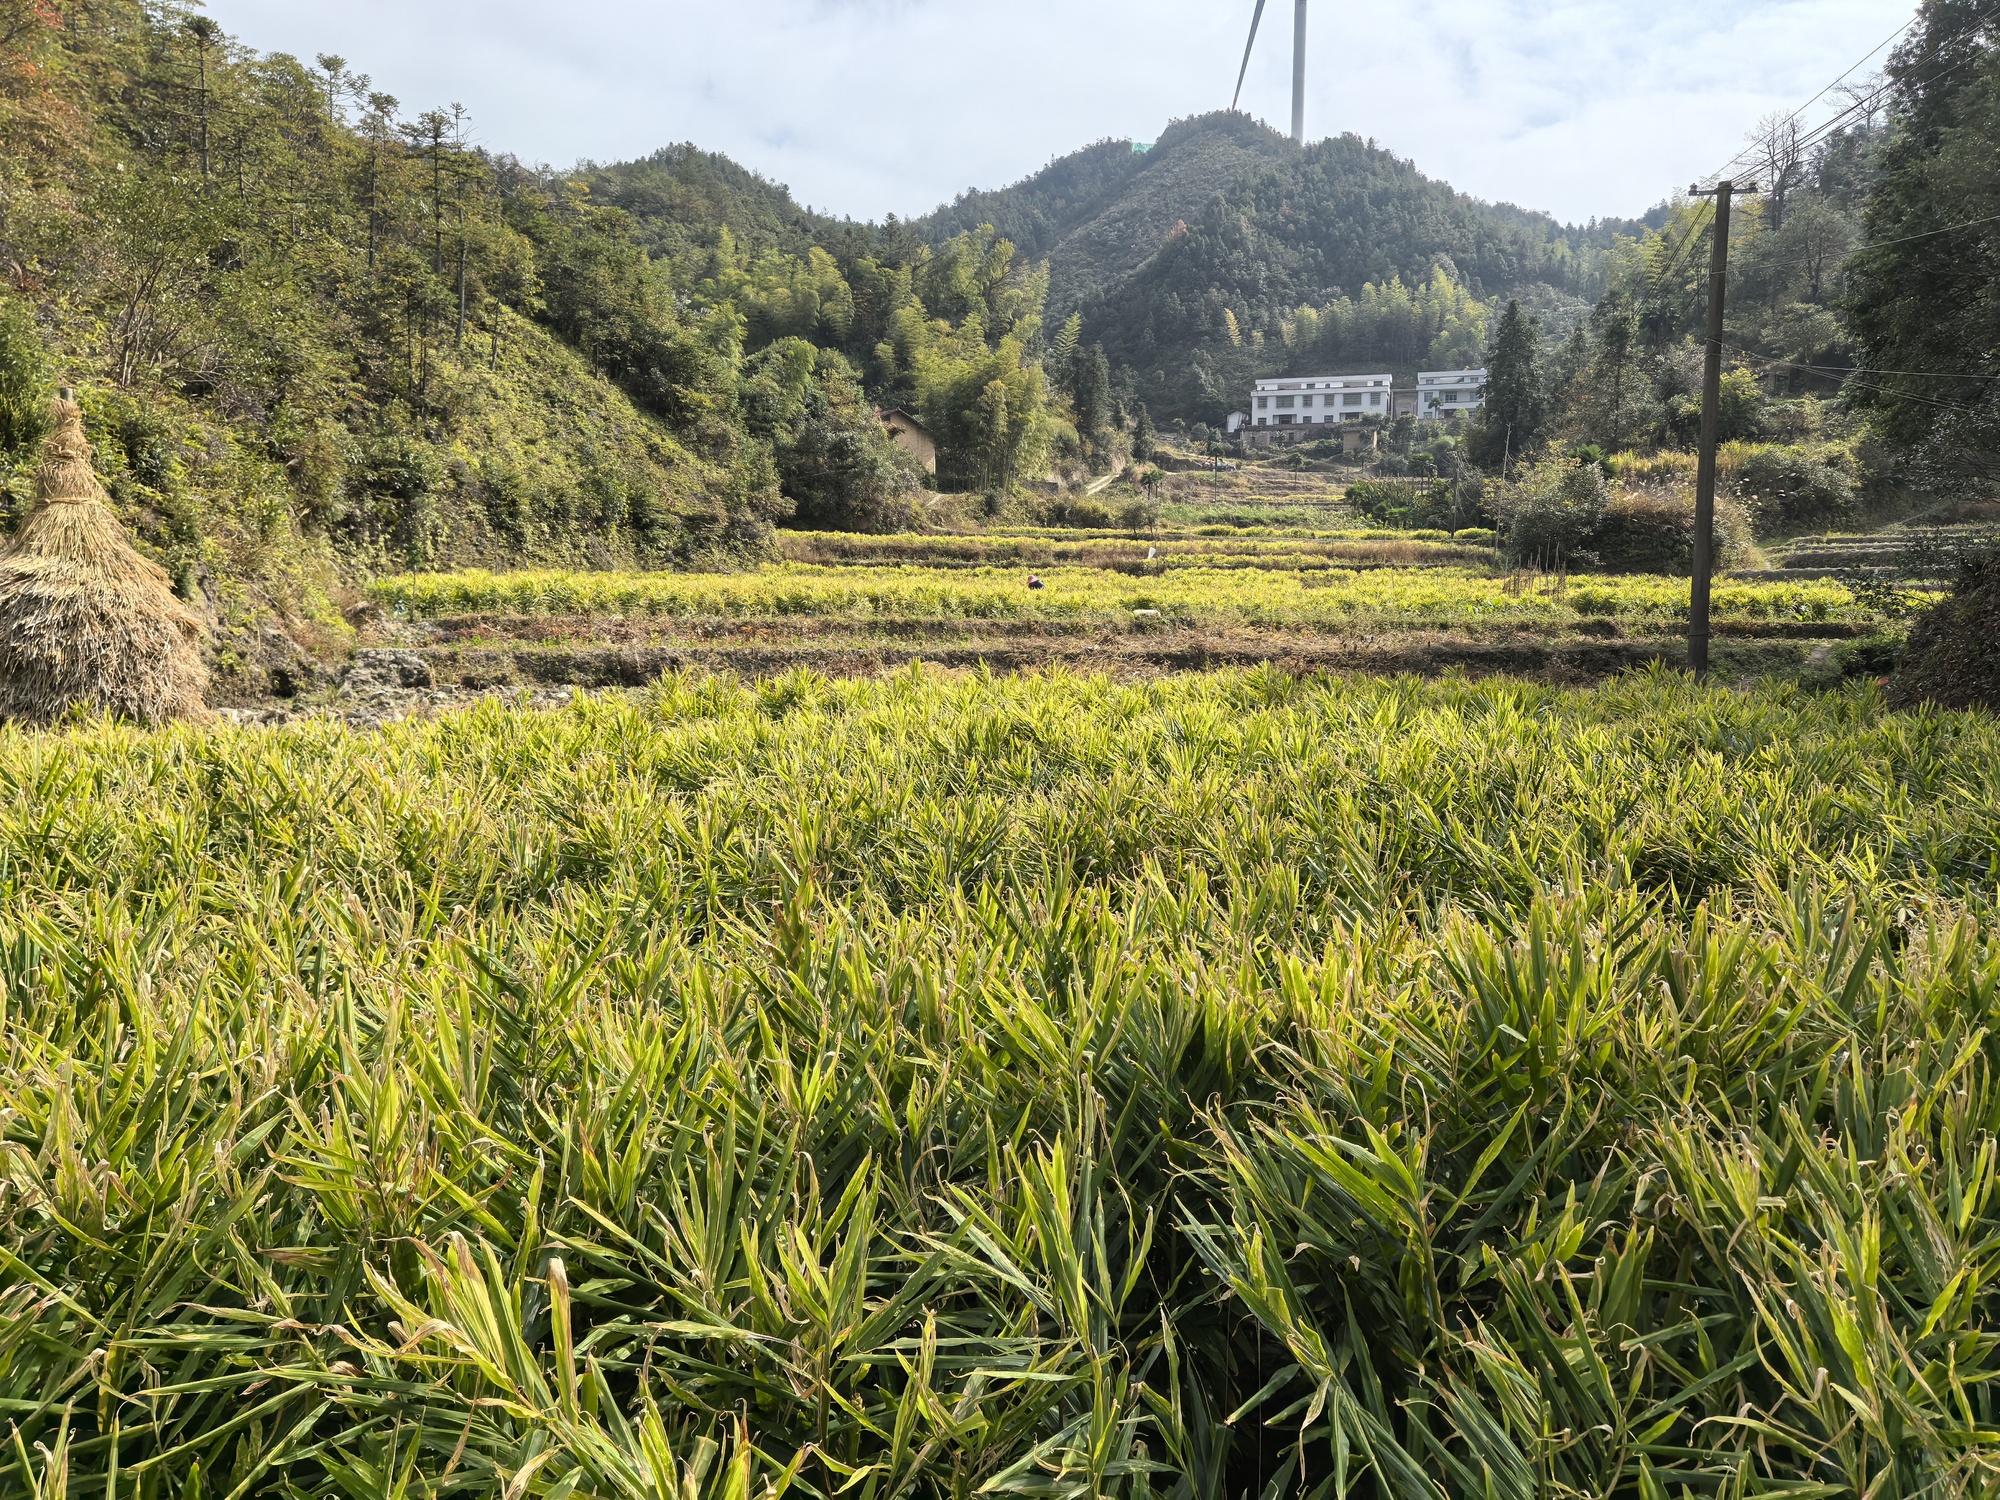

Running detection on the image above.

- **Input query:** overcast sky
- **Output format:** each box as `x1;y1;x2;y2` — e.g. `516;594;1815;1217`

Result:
199;0;1913;228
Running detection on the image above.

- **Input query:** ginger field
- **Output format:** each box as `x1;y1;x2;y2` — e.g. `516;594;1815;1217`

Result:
3;667;1999;1497
371;560;1857;631
345;514;1882;706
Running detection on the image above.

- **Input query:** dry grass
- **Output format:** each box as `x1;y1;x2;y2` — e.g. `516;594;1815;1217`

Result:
0;395;206;725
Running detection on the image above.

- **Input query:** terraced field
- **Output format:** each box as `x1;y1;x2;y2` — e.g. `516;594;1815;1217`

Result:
13;459;2000;1497
325;476;1900;716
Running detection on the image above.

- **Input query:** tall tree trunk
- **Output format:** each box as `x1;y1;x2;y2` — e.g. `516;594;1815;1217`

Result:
196;43;210;177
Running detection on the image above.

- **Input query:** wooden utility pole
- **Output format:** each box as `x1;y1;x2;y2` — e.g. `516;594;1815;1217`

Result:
1687;178;1757;679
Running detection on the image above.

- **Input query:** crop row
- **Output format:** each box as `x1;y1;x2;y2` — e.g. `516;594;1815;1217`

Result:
370;562;1864;627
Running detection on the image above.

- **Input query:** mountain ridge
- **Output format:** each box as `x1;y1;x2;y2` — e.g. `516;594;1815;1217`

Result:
590;112;1652;421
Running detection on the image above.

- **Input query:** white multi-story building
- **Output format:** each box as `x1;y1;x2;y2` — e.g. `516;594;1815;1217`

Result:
1243;369;1487;444
1247;372;1394;438
1415;369;1486;418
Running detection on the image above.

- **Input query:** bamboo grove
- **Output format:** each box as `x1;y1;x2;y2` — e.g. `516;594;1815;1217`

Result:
0;667;1996;1497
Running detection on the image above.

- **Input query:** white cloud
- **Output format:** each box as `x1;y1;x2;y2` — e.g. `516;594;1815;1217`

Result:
200;0;1915;225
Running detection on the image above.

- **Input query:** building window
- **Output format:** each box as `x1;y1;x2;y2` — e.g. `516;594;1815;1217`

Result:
1343;394;1362;407
1276;396;1295;409
1369;393;1382;407
1256;396;1269;409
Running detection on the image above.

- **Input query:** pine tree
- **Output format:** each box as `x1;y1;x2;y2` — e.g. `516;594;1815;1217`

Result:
1574;299;1657;453
1480;300;1543;470
1067;345;1114;472
1131;403;1155;463
1551;325;1590;396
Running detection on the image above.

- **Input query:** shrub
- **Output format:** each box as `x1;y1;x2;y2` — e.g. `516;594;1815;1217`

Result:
1407;529;1451;541
1567;443;1611;476
1346;478;1454;530
1592;487;1754;575
1119;497;1160;529
1493;455;1606;568
348;435;445;564
1835;633;1905;679
1890;544;2000;711
1718;367;1768;441
1764;397;1828;441
0;297;51;460
1733;445;1855;532
1452;527;1498;546
1060;498;1116;528
1606;450;1694;486
1663;368;1768;445
1913;498;2000;527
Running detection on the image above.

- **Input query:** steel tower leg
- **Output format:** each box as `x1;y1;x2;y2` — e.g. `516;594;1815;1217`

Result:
1291;0;1308;142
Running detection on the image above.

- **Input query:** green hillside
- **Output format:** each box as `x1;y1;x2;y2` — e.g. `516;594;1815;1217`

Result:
585;114;1647;428
907;113;1646;421
1068;124;1612;419
0;0;1055;687
0;0;803;675
588;144;835;262
914;114;1294;312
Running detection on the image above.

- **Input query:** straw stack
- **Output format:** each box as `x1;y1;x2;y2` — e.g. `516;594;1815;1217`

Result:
0;390;207;724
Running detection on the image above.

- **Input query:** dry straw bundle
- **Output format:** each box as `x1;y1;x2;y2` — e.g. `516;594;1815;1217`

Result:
0;389;207;725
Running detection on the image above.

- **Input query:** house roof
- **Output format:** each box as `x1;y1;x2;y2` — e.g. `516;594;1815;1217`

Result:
878;408;932;435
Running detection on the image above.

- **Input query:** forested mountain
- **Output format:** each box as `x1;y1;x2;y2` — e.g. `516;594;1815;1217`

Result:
589;144;848;262
1057;121;1630;417
909;114;1647;422
914;114;1294;314
590;113;1648;427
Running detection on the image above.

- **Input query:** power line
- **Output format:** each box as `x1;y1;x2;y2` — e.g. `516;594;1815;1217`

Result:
1640;201;1717;290
1701;1;2000;188
1704;30;1904;188
1728;346;1996;410
1751;357;1996;380
1851;209;2000;252
1789;5;2000;153
1735;208;2000;275
1711;14;1912;175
